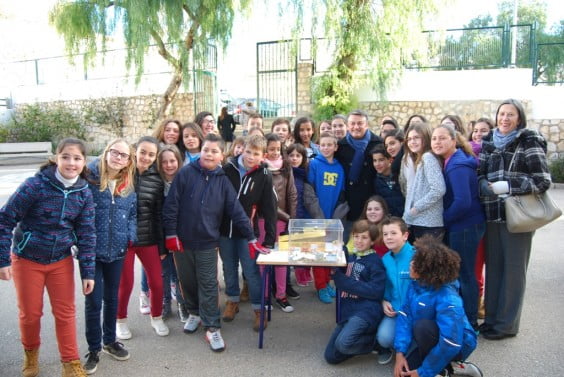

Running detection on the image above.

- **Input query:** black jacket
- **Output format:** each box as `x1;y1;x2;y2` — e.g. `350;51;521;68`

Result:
220;158;278;248
217;114;237;142
335;131;383;220
134;163;165;254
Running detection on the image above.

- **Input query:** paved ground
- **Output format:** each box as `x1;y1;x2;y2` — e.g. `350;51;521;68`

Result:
0;165;563;377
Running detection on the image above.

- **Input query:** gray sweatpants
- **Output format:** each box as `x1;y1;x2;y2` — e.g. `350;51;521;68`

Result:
173;248;221;329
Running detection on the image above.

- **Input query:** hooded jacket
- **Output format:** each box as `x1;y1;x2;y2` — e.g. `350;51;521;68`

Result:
164;159;254;250
292;166;324;219
442;149;485;231
220;158;278;248
307;154;345;219
87;159;137;263
478;128;551;222
266;159;297;222
333;252;386;326
394;281;478;377
0;165;96;279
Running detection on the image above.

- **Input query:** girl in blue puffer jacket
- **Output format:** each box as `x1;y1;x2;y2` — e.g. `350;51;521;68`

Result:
0;138;96;376
393;235;482;377
83;139;137;374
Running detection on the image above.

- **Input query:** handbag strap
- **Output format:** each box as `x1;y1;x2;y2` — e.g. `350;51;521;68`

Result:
507;143;520;173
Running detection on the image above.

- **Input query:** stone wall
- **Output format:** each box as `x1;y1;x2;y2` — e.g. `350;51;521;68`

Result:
297;63;313;115
22;92;197;153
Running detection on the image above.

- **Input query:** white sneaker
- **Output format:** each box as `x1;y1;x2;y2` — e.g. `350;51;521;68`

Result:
150;316;170;336
183;314;202;333
139;292;150;315
205;328;225;352
116;319;132;340
450;361;483;377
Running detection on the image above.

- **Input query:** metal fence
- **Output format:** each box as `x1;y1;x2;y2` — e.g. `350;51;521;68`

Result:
533;42;564;85
404;24;535;70
0;43;217;111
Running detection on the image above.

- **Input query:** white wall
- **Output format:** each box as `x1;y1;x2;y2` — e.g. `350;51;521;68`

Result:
357;68;564;119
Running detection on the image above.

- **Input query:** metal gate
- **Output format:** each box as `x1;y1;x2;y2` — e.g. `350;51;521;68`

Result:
256;40;297;119
193;43;218;114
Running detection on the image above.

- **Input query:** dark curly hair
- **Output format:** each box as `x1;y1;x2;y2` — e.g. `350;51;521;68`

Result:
412;235;460;289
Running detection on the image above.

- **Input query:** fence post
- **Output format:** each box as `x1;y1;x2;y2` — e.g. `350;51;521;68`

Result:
502;23;511;67
530;21;537;66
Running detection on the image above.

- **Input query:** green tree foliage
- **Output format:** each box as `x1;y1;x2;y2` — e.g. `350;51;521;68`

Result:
291;0;439;118
2;103;88;146
49;0;250;120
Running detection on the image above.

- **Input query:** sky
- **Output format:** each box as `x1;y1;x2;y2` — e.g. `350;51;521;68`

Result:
0;0;562;97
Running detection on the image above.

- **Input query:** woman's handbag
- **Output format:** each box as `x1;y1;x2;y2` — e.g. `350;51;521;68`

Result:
505;191;561;233
504;144;562;233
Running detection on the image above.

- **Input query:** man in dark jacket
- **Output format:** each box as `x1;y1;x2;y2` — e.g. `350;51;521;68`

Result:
335;109;383;241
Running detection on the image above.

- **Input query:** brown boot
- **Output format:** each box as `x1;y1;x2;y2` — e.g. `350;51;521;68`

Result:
240;280;250;302
22;349;39;377
61;360;87;377
253;309;267;332
222;301;239;322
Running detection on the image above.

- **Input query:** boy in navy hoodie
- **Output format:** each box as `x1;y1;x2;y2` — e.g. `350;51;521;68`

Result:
324;220;386;364
219;135;278;332
163;134;268;353
308;132;345;303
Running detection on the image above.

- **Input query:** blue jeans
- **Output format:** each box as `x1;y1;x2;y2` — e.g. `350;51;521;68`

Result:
448;223;485;326
85;259;124;352
324;316;378;364
376;315;397;349
219;236;262;310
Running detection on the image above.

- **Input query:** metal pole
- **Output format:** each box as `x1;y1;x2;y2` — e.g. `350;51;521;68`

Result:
511;0;519;66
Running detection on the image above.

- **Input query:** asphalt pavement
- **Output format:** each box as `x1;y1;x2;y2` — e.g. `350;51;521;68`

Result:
0;165;563;377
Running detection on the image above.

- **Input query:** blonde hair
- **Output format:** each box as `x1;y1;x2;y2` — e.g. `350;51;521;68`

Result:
98;139;135;197
246;134;267;152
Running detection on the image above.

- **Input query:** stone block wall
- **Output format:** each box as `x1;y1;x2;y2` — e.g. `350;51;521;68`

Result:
21;92;197;153
297;63;313;115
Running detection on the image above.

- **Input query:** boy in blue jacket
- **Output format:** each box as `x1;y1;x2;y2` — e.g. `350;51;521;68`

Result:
324;220;386;364
308;132;346;303
393;235;482;377
375;216;415;365
163;134;268;353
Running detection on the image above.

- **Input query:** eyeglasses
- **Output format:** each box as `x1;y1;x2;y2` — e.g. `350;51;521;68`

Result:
109;149;130;160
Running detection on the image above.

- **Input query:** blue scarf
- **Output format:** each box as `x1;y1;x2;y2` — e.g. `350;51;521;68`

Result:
345;130;371;184
493;128;518;150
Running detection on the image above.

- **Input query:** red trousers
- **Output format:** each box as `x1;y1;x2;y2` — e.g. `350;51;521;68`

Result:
475;238;486;297
12;254;79;362
313;267;331;291
117;245;163;318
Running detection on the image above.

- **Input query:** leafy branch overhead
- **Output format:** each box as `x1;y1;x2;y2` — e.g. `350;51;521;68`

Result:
290;0;440;119
49;0;251;120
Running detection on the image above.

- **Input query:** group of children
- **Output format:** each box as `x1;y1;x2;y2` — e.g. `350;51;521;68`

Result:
0;109;487;377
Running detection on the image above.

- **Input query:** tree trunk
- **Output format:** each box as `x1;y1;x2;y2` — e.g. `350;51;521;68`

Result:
157;70;183;121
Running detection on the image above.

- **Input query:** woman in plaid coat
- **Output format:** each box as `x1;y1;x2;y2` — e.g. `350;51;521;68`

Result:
477;99;551;340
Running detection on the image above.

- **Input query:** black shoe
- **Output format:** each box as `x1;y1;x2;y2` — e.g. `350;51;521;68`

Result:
83;351;99;375
102;341;130;361
275;297;295;313
477;322;492;333
286;285;300;300
482;329;516;340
